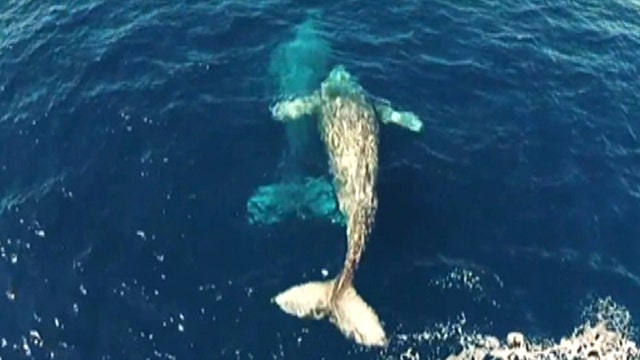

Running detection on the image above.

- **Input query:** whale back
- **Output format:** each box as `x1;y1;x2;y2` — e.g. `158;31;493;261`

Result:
319;94;378;226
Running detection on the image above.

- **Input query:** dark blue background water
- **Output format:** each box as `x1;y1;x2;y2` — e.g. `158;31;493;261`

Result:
1;1;639;359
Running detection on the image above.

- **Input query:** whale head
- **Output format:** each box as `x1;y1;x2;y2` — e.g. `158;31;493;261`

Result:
321;65;363;100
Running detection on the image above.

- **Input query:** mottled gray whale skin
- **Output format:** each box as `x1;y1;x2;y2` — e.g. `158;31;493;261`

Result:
271;66;423;347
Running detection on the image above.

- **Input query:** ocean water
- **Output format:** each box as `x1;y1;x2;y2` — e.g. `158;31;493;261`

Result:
1;0;639;359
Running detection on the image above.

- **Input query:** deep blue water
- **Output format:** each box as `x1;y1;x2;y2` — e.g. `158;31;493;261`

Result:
1;1;639;359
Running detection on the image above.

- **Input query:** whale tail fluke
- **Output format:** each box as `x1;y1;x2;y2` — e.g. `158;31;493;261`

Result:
272;279;387;347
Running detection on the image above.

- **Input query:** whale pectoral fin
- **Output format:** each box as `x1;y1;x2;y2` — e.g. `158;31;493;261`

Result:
374;102;424;133
271;92;321;122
